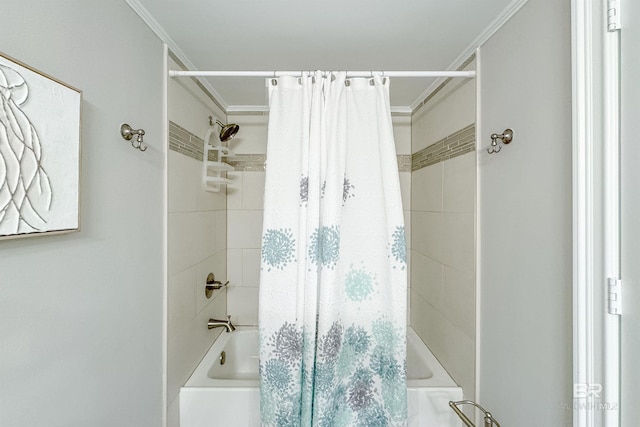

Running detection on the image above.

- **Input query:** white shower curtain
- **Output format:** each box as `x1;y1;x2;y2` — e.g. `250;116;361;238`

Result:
259;71;407;427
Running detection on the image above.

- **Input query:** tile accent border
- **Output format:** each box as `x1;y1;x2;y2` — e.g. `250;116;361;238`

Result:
397;155;412;173
169;121;217;162
170;123;412;174
412;124;475;171
227;155;266;171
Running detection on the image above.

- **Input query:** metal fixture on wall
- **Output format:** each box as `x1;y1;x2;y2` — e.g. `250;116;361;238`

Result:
487;128;513;154
120;123;147;151
205;273;229;298
209;115;240;142
449;400;501;426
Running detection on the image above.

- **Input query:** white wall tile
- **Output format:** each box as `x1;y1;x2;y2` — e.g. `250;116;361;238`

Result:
227;115;268;154
399;172;411;212
411;164;443;212
443;152;476;214
227;248;243;286
411;211;443;261
227;210;264;249
412;79;476;152
404;210;411;250
167;56;230;416
440;318;475;400
168;212;198;276
442;266;475;339
195;251;227;313
167;398;180;427
242;172;266;210
227;286;259;326
392;115;412;155
167;268;197;341
411;251;444;309
196;178;227;212
214;210;228;254
168;151;198;214
226;171;243;210
410;294;445;360
440;213;475;273
167;293;226;404
242;249;262;286
410;70;476;401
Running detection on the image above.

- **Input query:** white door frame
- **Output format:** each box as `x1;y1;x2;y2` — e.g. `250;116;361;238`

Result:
572;0;621;426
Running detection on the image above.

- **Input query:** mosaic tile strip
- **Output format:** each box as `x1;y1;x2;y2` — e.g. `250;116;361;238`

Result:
226;154;266;171
397;155;412;173
227;154;410;172
412;124;476;171
169;121;219;162
170;121;413;173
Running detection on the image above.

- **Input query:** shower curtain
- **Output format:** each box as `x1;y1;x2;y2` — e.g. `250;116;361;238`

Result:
259;71;407;427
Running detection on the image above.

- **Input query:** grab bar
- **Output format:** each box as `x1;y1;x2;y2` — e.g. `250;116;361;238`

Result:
449;400;501;427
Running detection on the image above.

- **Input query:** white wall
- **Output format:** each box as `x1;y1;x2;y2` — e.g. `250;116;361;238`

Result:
166;57;228;427
0;2;164;426
410;73;476;400
621;0;640;423
226;113;412;325
478;0;572;424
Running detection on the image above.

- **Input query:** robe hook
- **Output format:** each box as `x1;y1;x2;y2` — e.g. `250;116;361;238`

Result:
487;128;513;154
120;123;147;152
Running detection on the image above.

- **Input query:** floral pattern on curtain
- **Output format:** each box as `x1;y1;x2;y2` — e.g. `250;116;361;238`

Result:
259;71;407;427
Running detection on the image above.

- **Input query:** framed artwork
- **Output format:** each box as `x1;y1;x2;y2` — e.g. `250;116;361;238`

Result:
0;52;81;240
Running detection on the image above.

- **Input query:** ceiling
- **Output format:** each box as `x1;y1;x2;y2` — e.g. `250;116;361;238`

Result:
129;0;519;111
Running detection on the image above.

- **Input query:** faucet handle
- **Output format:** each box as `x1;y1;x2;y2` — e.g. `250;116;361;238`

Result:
226;315;232;322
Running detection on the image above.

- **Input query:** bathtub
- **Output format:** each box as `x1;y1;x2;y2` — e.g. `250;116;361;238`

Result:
180;327;462;426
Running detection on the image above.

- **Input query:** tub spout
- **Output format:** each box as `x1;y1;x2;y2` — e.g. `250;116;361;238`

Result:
208;315;236;332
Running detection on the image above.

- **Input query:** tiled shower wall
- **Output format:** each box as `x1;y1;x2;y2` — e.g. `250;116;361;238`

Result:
225;114;412;325
410;67;476;400
166;56;228;427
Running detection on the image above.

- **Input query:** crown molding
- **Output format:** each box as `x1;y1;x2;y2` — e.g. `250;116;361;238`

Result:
128;0;528;116
125;0;229;112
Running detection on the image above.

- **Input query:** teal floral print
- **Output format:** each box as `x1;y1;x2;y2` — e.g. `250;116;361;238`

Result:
342;177;355;205
309;225;340;268
344;265;376;301
390;226;407;269
261;318;406;427
344;326;371;355
263;359;292;390
262;228;296;271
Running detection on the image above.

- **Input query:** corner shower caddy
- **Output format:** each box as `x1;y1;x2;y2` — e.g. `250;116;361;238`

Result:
202;117;235;192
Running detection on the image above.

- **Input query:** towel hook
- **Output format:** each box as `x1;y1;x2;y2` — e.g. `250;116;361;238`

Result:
120;123;147;152
487;128;513;154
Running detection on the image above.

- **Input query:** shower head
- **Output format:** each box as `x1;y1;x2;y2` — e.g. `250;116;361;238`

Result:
215;119;239;142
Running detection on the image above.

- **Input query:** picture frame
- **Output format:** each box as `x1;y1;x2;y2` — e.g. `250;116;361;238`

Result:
0;52;82;240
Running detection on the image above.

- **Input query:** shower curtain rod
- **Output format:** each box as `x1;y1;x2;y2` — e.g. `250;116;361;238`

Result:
168;70;476;78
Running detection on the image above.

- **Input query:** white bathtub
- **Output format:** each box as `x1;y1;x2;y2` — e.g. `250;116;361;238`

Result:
180;327;462;426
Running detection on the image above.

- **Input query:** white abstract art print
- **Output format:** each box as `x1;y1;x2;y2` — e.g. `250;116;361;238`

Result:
0;52;81;239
